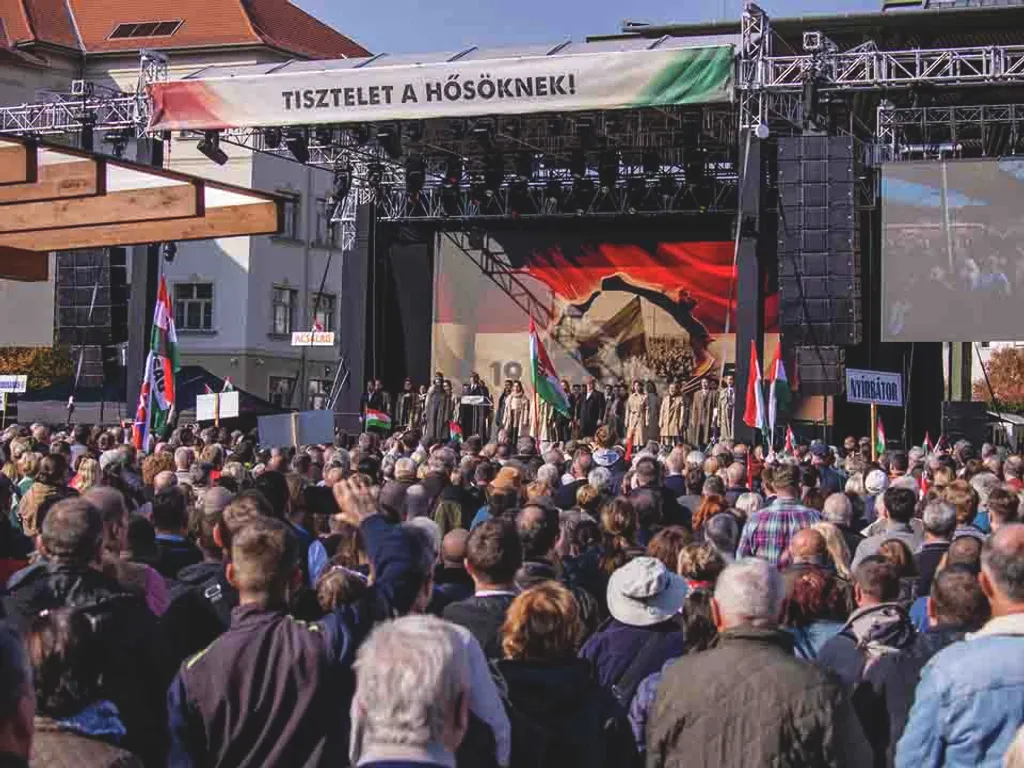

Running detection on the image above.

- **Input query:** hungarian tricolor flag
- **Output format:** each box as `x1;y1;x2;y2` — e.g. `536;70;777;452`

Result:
529;317;571;418
222;377;235;393
742;341;766;433
922;432;934;456
875;419;887;456
449;421;463;443
133;276;180;451
365;409;391;431
767;343;790;449
785;425;795;455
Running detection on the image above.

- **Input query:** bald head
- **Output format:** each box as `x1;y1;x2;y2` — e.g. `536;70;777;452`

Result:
982;523;1024;607
153;470;178;494
441;529;470;566
789;528;827;565
726;462;746;487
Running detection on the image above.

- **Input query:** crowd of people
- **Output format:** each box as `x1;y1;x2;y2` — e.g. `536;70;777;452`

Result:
0;417;1023;767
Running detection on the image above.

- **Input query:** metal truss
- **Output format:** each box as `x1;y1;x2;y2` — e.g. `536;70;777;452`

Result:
876;102;1024;161
441;230;555;328
0;93;139;135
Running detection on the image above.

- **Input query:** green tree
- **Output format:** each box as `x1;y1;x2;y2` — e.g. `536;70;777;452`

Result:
0;346;74;390
974;347;1024;406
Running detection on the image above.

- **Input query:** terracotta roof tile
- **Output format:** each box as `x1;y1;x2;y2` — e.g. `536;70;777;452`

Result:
0;0;366;58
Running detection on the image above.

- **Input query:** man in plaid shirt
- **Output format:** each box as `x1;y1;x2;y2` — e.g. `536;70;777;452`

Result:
737;463;820;565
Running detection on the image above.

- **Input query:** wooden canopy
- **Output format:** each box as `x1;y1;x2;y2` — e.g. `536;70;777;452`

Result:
0;135;283;282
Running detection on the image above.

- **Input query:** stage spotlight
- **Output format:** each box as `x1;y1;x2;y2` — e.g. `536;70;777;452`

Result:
161;242;177;263
576;116;595;149
405;154;425;196
569;148;587;179
330;164;352;203
406;121;424;142
642;149;661;176
444;156;463;187
264;127;282;149
197;130;228;165
598;151;618;191
366;162;384;190
625;177;648;214
515;151;535;181
377;123;402;159
314;126;333;146
483;152;504;193
285;130;310;163
352;124;371;145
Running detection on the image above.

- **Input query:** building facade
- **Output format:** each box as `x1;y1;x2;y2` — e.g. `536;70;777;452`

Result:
0;0;367;409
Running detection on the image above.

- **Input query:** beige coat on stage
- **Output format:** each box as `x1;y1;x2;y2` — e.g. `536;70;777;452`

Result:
659;394;686;441
625;392;648;447
501;393;532;441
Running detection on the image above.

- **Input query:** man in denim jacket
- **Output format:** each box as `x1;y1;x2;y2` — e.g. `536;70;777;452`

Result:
896;524;1024;768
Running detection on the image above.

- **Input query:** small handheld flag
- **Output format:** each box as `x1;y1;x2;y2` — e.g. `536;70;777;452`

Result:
875;419;887;457
449;421;463;443
742;341;766;432
785;425;795;455
365;409;392;432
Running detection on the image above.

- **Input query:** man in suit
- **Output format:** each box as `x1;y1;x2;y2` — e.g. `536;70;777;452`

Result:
579;377;606;438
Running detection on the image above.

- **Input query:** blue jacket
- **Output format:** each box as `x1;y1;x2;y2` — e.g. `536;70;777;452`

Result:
166;515;420;768
896;614;1024;768
579;617;685;693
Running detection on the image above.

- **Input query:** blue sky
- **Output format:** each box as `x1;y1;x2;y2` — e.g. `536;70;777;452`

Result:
295;0;879;55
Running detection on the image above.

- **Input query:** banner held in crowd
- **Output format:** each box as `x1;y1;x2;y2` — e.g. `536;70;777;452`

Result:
134;276;180;451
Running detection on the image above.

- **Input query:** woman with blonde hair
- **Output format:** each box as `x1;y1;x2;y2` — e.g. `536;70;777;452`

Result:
813;522;853;581
498;583;637;768
70;456;100;493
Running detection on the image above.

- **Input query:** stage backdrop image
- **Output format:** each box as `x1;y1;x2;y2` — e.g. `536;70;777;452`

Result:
882;158;1024;342
432;226;780;393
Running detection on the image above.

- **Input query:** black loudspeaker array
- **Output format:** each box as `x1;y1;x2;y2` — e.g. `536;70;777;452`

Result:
55;248;129;387
776;135;861;397
941;401;989;449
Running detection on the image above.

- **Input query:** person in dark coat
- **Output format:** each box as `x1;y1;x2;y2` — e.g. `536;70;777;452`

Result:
443;518;523;658
579;557;687;707
579;379;606;439
429;529;474;615
817;557;916;688
1;498;172;765
648;559;871;768
498;583;637;768
151;487;202;580
166;479;426;767
914;501;955;599
823;492;865;564
554;451;593;511
857;565;990;767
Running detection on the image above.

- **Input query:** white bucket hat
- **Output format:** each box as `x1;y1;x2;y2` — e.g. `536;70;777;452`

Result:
606;557;689;627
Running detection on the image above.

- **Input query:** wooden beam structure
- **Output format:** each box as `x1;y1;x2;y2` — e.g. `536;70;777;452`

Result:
0;135;281;281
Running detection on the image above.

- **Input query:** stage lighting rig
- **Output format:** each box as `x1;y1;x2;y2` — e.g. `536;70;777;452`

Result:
569;149;587;179
472;119;496;148
598;151;618;191
366;162;384;191
515;152;535;181
314;126;334;146
377;123;403;159
444;156;464;187
642;149;661;176
405;154;426;196
483;152;504;194
198;130;228;165
285;130;310;163
330;163;352;204
264;127;282;149
576;116;595;149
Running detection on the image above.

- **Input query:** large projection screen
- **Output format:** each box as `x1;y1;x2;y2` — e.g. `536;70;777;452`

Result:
882;158;1024;342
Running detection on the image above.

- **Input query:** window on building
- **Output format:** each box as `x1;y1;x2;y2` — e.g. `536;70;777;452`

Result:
174;282;213;331
279;195;302;240
308;378;331;410
269;376;295;408
310;292;336;333
271;286;297;336
314;198;340;248
109;20;182;38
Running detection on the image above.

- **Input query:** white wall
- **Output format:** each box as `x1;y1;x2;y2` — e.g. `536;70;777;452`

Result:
0;255;55;347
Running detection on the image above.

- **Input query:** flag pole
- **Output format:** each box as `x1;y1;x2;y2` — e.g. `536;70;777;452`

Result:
870;402;878;463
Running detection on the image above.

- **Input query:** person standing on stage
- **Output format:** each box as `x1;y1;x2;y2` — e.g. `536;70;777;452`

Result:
555;378;574;443
367;379;391;421
491;380;514;442
412;384;427;431
500;381;531;444
395;378;416;430
424;374;450;444
569;382;584;440
461;373;492;440
659;381;686;448
717;375;736;443
605;383;627;439
645;381;662;444
625;380;648;452
688;378;716;448
579;378;605;439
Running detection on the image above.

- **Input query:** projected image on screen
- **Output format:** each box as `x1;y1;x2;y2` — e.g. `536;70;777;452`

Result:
882;159;1024;342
